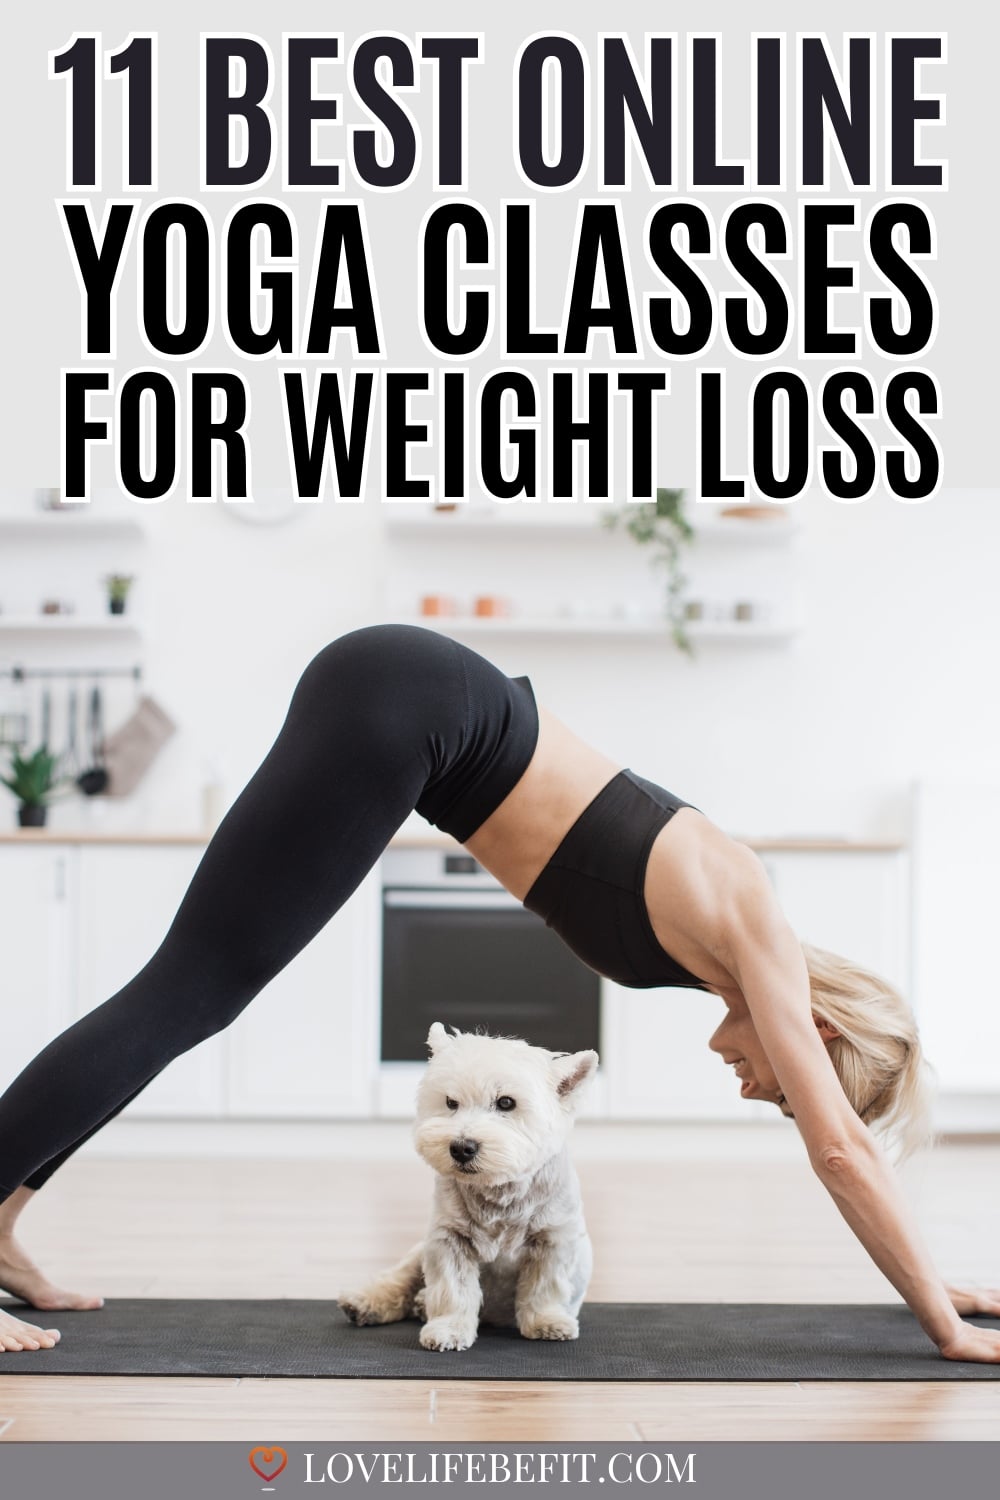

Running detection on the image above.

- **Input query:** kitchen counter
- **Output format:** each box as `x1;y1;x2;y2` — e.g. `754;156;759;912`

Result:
0;829;211;845
0;828;908;852
388;832;907;852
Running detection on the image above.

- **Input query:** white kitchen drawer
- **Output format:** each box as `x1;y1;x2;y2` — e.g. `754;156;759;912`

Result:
0;845;76;1091
225;871;379;1119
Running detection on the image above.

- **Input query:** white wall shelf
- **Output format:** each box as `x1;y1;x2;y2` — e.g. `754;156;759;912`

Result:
384;505;802;643
383;508;800;546
402;615;800;643
0;616;142;639
0;515;146;542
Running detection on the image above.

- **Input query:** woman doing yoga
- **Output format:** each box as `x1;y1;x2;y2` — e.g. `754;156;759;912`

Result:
0;624;998;1359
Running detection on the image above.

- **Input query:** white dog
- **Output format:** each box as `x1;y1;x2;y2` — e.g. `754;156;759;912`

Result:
337;1023;598;1351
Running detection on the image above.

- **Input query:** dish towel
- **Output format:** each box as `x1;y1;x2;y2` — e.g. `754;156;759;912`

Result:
103;696;177;797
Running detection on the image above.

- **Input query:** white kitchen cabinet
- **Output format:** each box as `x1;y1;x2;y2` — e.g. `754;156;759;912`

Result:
0;837;914;1130
911;781;1000;1094
602;980;752;1120
225;871;379;1118
76;848;380;1119
0;846;75;1092
1;840;380;1123
758;849;910;993
75;845;227;1117
601;847;909;1120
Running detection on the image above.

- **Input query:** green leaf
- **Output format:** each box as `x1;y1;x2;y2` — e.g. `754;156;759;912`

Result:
2;744;62;804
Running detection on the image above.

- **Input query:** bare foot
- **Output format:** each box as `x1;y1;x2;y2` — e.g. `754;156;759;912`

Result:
0;1306;61;1353
0;1231;104;1312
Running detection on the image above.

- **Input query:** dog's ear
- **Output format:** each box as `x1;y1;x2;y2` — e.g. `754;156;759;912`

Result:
426;1022;453;1055
552;1049;599;1103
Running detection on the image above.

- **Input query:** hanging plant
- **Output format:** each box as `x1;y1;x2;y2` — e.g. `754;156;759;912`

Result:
602;488;695;654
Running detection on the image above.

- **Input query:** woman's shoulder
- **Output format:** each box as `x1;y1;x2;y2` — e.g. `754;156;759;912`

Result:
646;808;772;977
659;804;766;886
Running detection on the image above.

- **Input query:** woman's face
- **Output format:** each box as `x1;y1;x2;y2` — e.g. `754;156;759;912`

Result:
707;991;786;1108
708;991;837;1111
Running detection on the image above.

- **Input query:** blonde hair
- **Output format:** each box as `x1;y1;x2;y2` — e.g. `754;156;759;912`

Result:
798;942;936;1162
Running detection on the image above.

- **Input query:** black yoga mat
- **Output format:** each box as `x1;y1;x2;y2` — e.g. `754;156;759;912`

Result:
3;1298;999;1379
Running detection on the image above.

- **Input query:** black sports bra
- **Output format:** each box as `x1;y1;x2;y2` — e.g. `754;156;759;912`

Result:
523;769;709;991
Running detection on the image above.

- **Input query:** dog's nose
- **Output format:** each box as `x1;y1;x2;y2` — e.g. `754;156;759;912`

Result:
449;1137;480;1164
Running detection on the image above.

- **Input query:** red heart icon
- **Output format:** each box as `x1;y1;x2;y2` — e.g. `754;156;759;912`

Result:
249;1446;288;1483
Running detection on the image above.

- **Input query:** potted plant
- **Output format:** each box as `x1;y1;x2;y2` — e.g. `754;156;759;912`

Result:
1;746;64;828
602;488;696;654
104;574;134;615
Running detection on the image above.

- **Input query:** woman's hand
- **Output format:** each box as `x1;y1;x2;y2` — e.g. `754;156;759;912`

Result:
944;1283;1000;1317
938;1323;1000;1363
939;1286;1000;1362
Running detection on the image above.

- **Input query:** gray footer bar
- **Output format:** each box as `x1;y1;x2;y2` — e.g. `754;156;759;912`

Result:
0;1441;997;1499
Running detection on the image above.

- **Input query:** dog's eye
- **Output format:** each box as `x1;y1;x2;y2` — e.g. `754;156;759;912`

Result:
445;1097;459;1111
495;1096;516;1112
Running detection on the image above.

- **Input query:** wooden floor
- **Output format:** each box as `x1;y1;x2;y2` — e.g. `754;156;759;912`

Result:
0;1135;998;1441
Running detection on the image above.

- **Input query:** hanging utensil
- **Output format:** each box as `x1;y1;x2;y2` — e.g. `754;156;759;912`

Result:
0;668;30;748
40;687;52;750
77;684;109;796
61;684;80;779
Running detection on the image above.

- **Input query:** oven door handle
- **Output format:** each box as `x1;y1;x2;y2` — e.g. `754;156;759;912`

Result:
383;890;523;911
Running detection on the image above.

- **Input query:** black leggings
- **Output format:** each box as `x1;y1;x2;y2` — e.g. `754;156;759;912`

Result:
0;626;538;1204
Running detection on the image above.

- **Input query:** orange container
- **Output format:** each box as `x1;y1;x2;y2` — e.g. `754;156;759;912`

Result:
473;595;511;618
419;595;457;617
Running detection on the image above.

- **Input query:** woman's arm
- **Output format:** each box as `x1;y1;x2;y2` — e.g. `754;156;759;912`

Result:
723;857;1000;1362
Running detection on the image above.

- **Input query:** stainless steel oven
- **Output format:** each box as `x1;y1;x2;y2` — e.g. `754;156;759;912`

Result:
380;846;600;1061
